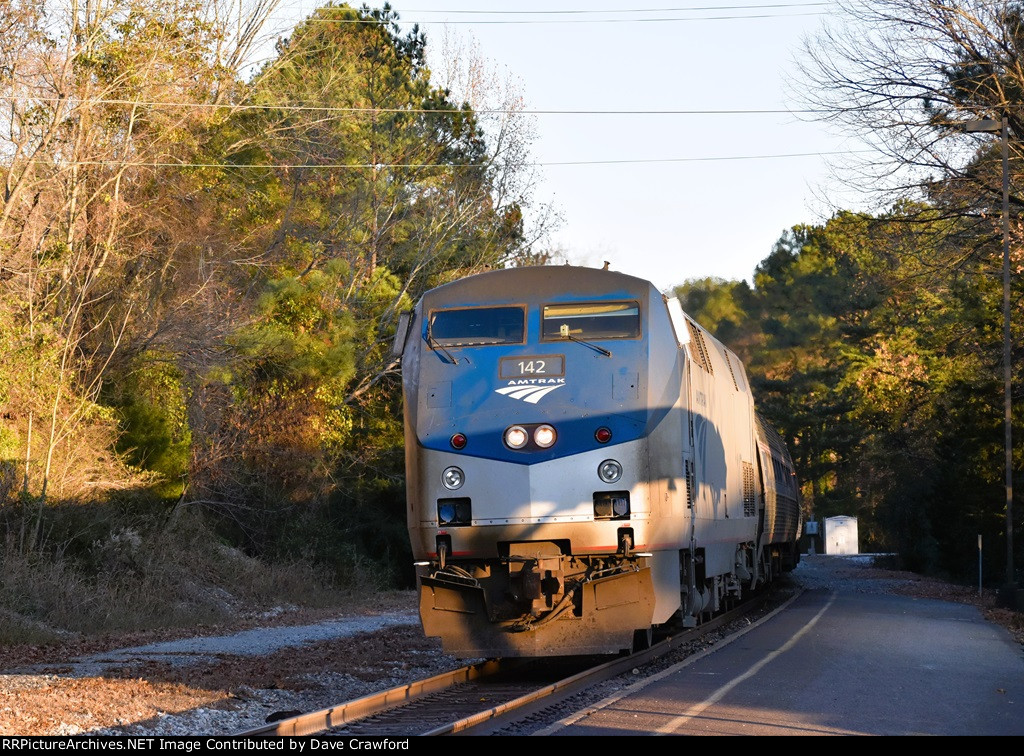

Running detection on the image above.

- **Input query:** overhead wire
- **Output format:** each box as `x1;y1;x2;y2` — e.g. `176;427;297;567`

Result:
277;2;831;15
36;150;869;170
0;2;849;169
0;95;834;115
272;0;831;23
268;1;830;25
385;3;830;13
289;12;828;25
0;2;835;118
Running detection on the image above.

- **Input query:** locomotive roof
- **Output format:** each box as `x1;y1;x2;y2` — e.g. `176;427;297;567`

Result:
756;412;795;466
421;265;658;306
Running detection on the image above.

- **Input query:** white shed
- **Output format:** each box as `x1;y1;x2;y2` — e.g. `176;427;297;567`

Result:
824;516;859;555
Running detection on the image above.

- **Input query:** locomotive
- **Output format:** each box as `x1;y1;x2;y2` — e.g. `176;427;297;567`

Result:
391;265;801;658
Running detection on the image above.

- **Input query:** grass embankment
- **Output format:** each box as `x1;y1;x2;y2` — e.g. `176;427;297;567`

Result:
0;505;368;645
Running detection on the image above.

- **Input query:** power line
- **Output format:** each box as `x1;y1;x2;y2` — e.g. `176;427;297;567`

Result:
56;150;863;169
0;94;833;116
543;150;864;165
287;10;827;25
379;3;832;13
270;1;832;26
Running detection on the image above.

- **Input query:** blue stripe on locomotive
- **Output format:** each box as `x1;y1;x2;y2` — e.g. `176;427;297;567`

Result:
415;288;669;464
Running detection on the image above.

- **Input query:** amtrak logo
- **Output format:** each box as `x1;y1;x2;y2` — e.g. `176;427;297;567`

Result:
495;378;566;404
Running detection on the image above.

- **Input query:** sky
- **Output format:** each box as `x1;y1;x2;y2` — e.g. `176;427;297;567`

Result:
268;1;852;293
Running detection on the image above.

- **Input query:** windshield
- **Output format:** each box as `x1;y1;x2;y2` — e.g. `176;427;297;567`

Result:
542;301;640;340
429;306;525;346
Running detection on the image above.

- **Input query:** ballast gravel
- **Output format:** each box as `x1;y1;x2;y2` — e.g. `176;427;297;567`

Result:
0;557;1014;737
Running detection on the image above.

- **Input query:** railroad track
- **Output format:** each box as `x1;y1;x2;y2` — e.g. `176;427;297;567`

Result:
237;586;791;737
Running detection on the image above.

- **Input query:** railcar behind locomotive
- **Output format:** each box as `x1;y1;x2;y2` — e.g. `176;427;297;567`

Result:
392;265;801;658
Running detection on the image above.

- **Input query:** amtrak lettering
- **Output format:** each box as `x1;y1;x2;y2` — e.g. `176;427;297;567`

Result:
494;377;566;404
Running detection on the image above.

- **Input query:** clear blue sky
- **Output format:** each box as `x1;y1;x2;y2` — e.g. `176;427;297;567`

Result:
271;2;849;293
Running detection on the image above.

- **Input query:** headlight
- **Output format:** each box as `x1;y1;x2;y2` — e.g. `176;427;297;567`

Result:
534;424;557;448
593;491;630;520
598;459;622;484
442;466;464;490
438;497;471;526
504;425;529;449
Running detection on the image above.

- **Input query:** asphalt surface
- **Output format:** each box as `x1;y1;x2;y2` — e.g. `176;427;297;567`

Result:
539;559;1024;736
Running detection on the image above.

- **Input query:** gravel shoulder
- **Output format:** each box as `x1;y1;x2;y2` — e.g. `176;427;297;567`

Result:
1;557;1020;736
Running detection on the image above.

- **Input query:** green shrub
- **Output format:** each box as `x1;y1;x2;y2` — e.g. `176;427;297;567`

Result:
105;356;192;500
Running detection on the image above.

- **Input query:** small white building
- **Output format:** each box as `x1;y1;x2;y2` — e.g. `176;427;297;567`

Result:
824;516;859;555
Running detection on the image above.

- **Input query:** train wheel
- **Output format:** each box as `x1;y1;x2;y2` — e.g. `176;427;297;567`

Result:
632;627;654;652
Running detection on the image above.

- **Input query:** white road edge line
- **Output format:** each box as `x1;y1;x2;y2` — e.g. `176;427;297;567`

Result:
530;588;829;736
655;591;835;735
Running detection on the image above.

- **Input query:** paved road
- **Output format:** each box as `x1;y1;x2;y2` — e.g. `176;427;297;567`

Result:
539;584;1024;736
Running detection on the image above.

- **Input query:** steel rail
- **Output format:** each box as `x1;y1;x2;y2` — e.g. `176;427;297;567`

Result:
235;588;783;737
236;659;504;736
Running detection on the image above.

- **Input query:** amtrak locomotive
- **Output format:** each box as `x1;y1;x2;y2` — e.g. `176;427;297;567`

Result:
392;265;801;658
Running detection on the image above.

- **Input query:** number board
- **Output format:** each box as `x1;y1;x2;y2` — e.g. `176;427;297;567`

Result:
499;355;565;379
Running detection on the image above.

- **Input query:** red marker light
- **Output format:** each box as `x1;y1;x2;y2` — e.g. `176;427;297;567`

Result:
595;427;612;444
450;433;467;450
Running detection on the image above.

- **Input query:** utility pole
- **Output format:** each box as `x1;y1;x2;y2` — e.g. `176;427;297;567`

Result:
966;116;1016;608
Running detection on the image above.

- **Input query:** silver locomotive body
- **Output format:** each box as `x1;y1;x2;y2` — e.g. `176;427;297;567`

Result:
394;266;800;658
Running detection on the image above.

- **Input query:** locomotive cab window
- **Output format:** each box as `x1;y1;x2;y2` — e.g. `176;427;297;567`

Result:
541;301;640;340
429;306;525;346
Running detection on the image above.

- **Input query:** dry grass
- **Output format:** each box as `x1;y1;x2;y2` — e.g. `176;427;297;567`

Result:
0;509;350;645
